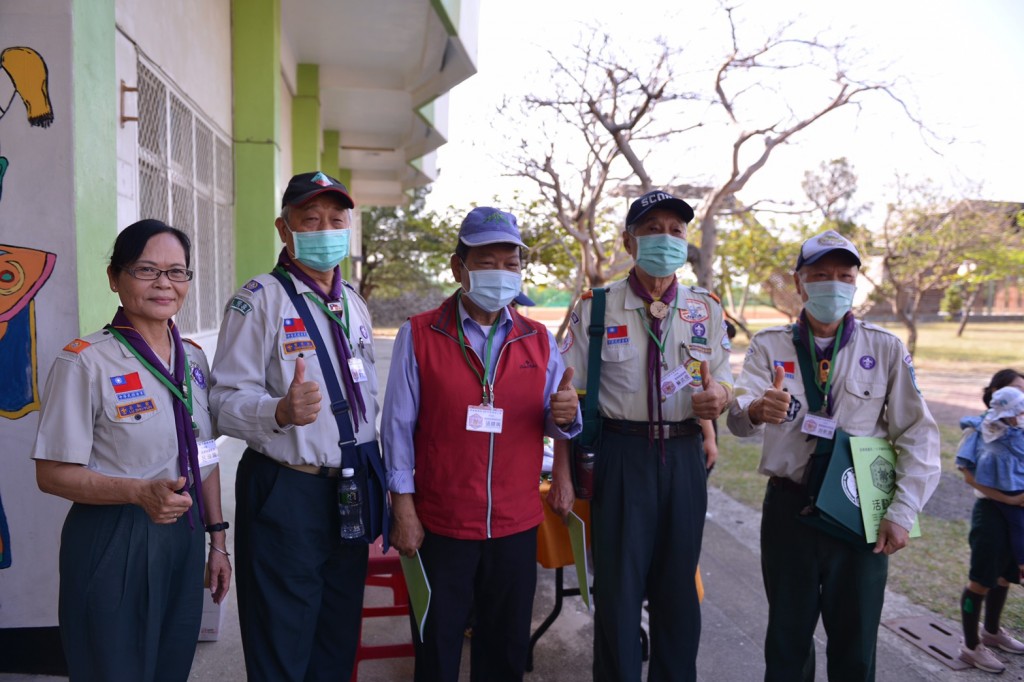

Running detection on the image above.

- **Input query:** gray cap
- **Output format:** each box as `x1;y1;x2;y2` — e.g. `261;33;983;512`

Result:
796;230;861;270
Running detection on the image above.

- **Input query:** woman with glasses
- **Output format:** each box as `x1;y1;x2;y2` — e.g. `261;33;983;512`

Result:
32;219;230;682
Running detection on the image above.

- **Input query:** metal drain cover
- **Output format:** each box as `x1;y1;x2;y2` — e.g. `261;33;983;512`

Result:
882;616;970;670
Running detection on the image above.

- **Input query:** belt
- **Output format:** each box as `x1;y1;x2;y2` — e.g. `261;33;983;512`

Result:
768;475;806;495
279;461;342;478
602;419;701;439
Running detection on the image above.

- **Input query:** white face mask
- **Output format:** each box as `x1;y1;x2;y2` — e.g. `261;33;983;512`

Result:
462;267;523;312
802;280;856;323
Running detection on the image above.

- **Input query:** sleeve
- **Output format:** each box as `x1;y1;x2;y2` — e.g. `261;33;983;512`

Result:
381;322;421;494
707;302;734;390
884;342;941;531
955;424;980;470
31;355;98;464
560;298;590;394
209;290;286;445
726;334;773;437
543;329;582;440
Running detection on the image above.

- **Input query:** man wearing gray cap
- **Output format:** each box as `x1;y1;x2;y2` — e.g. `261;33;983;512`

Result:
382;206;581;682
727;230;941;681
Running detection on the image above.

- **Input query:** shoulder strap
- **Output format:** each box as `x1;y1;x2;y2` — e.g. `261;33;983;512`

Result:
792;325;823;414
580;288;606;446
271;270;358;461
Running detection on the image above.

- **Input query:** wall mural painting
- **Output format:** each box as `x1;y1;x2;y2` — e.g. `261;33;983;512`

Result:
0;245;56;419
0;46;54;203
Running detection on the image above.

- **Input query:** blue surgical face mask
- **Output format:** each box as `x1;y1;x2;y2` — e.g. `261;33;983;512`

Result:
802;280;856;324
462;266;523;313
289;227;350;272
633;234;688;278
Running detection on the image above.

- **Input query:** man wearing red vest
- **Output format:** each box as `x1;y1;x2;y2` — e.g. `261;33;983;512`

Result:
382;206;581;682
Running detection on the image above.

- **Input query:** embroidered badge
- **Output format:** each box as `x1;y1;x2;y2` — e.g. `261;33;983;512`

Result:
606;325;629;346
310;171;332;187
691;322;707;337
242;279;263;294
110;372;145;401
559;329;574;354
360;324;370;339
685;359;703;387
230;297;253;316
283;318;308;339
190;361;207;390
859;355;876;370
283;340;315;355
773;360;796;380
680;299;709;323
116;398;156;419
62;339;90;354
570;311;580;325
784;394;802;422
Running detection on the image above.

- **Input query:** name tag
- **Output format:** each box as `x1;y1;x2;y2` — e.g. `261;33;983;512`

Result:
198;439;219;466
660;364;693;399
466;404;504;433
348;357;368;383
801;413;837;440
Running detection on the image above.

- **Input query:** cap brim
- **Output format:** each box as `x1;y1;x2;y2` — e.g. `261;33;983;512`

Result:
797;247;861;270
288;187;355;209
513;292;535;306
459;231;526;248
629;197;695;226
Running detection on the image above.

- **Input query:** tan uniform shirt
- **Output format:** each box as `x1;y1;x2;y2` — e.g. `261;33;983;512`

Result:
32;329;217;482
561;278;733;422
726;318;941;531
209;273;379;467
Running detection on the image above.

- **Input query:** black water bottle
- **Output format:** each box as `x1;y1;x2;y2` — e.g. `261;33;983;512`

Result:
338;468;364;539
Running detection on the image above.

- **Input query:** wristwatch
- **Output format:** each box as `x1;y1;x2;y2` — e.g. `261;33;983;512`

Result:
205;521;230;533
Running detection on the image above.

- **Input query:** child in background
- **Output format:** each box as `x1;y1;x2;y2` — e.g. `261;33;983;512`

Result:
957;371;1024;674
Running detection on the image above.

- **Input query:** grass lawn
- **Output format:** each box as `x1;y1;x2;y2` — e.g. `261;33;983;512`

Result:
712;319;1024;630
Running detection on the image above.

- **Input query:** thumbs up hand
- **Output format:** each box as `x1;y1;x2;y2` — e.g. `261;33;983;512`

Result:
275;356;323;427
550;366;579;427
751;364;792;425
691;360;730;420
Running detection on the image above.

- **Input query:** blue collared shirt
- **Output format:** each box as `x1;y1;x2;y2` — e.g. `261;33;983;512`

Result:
382;301;581;494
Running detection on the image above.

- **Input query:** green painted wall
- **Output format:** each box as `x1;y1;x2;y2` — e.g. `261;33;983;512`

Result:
320;129;340;179
73;0;119;334
232;0;281;285
291;64;320;174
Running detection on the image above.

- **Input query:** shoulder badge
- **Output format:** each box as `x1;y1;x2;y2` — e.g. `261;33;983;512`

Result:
62;338;90;354
581;290;594;300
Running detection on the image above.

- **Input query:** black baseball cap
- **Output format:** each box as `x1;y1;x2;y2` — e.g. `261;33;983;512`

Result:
626;190;695;227
281;171;355;209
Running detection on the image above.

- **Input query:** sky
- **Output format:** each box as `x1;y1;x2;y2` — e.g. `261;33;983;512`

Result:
425;0;1024;224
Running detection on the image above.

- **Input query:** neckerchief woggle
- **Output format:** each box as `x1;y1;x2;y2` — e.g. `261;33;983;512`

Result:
105;307;205;529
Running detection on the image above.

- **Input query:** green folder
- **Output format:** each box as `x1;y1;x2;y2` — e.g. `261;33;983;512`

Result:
850;436;922;543
812;430;870;543
400;550;431;642
567;511;592;613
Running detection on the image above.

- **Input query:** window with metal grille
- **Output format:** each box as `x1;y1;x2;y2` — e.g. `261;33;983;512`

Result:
137;59;234;336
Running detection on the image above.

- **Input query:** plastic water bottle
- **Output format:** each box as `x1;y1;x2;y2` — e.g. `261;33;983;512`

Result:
338;468;364;540
574;449;596;500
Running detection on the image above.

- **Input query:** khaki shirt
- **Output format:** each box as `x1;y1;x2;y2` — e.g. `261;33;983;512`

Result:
32;328;217;482
561;277;734;422
209;272;379;466
726;318;941;531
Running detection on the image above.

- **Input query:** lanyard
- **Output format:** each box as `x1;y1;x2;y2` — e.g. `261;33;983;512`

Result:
806;318;844;412
455;291;502;405
273;266;353;344
634;298;679;365
106;326;194;418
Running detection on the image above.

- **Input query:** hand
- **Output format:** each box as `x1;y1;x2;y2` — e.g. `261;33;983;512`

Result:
275;357;322;427
136;476;193;524
550;367;578;426
751;365;791;425
207;548;232;604
874;519;910;555
389;494;424;558
546;473;576;521
691;361;728;420
703;435;719;471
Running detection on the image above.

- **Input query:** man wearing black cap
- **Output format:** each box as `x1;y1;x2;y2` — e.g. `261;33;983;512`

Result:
382;206;581;682
727;230;940;681
210;171;386;681
551;190;733;682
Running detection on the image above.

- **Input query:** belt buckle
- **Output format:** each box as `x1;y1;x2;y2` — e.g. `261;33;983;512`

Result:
660;424;674;439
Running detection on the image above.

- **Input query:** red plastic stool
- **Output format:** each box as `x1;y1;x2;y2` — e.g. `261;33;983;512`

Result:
350;540;415;682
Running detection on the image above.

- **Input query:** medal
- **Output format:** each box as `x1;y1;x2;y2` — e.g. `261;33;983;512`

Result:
650;300;668;319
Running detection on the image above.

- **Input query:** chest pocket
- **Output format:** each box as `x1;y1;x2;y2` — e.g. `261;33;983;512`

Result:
600;342;640;394
277;316;319;362
841;378;887;434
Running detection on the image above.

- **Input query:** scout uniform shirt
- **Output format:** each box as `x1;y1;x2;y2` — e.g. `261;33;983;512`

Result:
561;278;733;422
210;273;379;466
31;329;217;482
727;317;940;532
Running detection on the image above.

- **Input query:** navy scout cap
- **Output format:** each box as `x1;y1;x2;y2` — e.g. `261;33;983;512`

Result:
626;190;695;228
282;171;355;209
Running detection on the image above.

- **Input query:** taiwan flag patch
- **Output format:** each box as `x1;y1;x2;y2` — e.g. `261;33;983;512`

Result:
283;318;308;339
606;325;629;346
773;360;795;379
110;372;145;400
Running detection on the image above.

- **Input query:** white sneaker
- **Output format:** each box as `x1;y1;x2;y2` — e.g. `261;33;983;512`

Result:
982;627;1024;654
960;643;1006;674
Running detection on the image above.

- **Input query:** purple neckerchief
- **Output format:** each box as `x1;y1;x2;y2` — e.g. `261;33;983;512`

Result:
627;269;678;450
276;249;367;429
795;309;857;417
109;307;204;529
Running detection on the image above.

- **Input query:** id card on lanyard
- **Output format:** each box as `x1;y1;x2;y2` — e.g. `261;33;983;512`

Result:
799;320;843;439
456;292;503;434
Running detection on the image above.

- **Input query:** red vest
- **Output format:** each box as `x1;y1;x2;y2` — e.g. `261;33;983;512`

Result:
410;294;549;540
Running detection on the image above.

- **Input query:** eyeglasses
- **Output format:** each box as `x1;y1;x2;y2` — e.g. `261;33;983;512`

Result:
126;266;194;282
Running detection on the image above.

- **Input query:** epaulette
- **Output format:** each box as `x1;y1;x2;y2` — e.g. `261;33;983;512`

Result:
183;338;203;350
581;290;594;300
342;280;358;293
690;286;721;303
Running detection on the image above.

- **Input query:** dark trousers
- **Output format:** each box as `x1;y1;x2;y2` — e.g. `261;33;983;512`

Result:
412;527;538;682
761;481;888;682
591;430;707;682
993;493;1024;565
58;499;204;682
235;449;368;682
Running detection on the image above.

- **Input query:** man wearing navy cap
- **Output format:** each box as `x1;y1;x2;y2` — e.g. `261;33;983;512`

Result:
728;230;940;680
382;206;581;682
211;171;386;681
551;189;734;682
